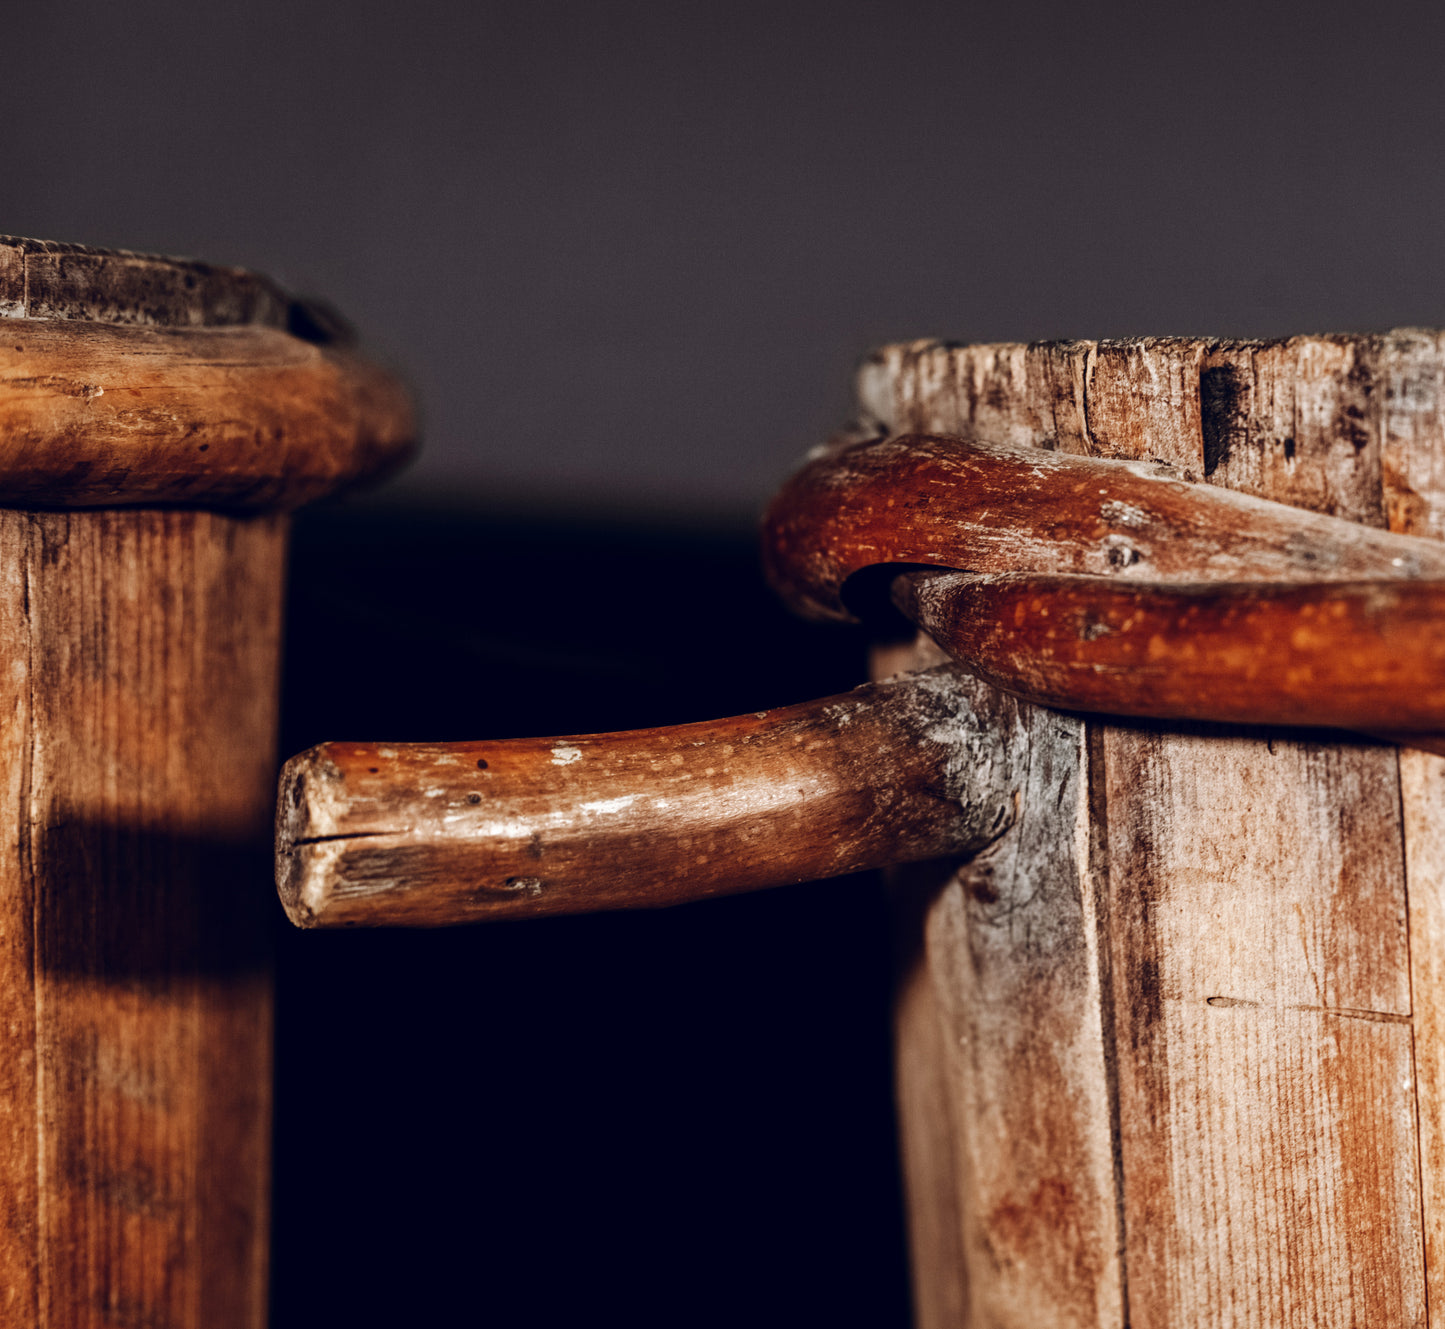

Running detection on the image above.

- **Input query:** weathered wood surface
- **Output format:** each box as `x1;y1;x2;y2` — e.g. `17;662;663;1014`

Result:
876;636;1122;1328
0;509;284;1329
1384;331;1445;1320
277;667;1019;927
0;236;415;1328
0;234;293;329
861;332;1443;1327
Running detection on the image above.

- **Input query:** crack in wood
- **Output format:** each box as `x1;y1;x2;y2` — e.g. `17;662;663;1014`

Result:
1206;995;1412;1023
285;829;397;849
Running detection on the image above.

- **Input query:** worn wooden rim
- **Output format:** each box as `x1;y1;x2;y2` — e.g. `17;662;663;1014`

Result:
1;233;293;329
0;235;416;509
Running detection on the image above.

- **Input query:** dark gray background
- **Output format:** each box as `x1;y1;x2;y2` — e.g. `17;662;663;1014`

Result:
7;3;1442;1324
9;0;1443;519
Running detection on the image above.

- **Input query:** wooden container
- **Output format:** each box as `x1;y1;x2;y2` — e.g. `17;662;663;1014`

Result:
0;235;413;1328
863;334;1445;1328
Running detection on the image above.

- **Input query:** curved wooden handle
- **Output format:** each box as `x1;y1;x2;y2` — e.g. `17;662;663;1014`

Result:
276;667;1018;928
765;432;1445;751
894;569;1445;751
277;429;1445;930
761;432;1445;623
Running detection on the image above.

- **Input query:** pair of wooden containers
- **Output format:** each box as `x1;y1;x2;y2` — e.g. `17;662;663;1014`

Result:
4;237;1443;1327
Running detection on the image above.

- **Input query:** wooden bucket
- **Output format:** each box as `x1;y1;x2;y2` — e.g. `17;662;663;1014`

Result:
864;333;1445;1327
0;235;413;1327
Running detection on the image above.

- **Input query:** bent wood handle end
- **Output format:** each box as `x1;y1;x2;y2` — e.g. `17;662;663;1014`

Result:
276;667;1015;928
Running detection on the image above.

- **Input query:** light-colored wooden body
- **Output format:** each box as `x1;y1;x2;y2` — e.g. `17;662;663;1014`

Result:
0;509;286;1328
867;333;1445;1327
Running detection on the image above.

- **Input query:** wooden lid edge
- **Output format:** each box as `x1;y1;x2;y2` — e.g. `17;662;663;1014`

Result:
0;322;417;511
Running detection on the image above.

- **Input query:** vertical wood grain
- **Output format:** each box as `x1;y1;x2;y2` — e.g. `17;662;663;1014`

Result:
0;509;284;1329
0;514;40;1324
1101;728;1419;1325
890;855;972;1329
872;637;978;1329
879;652;1122;1328
1084;337;1424;1328
1401;747;1445;1320
873;415;1124;1323
1382;327;1445;1322
934;694;1120;1327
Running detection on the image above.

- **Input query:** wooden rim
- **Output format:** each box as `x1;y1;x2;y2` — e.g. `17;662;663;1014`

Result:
1;233;293;329
0;236;416;509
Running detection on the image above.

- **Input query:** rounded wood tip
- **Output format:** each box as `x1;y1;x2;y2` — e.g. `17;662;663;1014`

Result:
274;746;345;929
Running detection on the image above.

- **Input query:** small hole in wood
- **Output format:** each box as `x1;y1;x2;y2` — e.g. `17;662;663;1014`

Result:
476;758;489;770
467;793;482;804
199;443;209;452
368;767;378;773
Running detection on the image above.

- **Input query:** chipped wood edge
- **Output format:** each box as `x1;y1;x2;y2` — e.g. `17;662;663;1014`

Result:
0;233;293;330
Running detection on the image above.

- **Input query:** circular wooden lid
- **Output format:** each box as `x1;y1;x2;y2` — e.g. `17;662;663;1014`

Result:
0;235;416;509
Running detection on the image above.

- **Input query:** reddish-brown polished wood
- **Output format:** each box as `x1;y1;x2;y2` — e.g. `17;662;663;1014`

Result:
762;432;1445;622
764;430;1445;749
277;668;1019;927
894;568;1445;733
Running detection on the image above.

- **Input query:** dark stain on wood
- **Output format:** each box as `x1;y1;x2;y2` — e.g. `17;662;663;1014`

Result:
1199;362;1249;477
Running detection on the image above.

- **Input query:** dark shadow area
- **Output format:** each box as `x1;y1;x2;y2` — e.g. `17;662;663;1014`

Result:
269;501;911;1327
32;825;271;981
